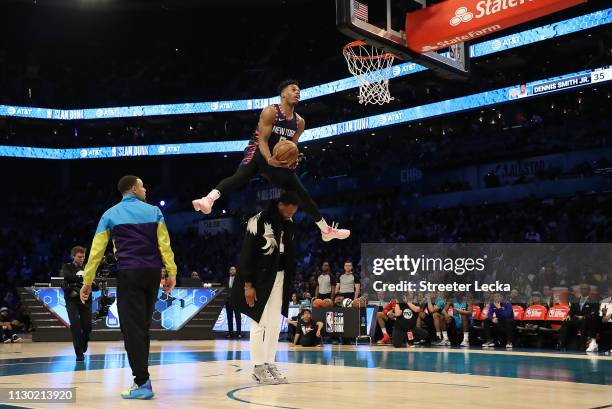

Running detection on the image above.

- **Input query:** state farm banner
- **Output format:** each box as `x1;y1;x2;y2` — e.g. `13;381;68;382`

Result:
405;0;586;53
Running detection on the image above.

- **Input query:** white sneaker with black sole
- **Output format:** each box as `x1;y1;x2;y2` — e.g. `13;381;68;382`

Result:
252;365;279;385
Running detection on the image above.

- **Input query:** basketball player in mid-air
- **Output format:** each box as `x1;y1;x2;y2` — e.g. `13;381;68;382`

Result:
192;80;350;242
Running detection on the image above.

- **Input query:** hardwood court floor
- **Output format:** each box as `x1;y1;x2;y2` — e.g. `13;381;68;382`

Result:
0;340;611;409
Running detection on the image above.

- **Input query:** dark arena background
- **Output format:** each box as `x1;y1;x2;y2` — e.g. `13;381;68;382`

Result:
0;0;611;407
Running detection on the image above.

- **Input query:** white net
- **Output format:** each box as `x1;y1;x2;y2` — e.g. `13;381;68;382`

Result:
343;40;396;105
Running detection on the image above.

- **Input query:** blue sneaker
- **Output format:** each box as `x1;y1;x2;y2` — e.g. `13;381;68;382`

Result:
120;379;154;400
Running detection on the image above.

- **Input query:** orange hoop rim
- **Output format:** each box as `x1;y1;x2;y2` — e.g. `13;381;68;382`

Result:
342;40;397;61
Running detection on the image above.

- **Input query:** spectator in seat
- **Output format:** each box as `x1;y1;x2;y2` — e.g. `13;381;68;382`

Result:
508;289;526;305
445;292;473;347
428;293;451;346
559;283;600;352
529;291;546;307
376;298;398;345
542;286;554;308
482;292;516;349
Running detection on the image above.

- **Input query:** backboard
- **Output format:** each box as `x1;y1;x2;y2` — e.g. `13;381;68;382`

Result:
336;0;470;79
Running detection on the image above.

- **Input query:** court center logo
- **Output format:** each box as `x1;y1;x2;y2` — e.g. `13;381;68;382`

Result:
450;6;474;26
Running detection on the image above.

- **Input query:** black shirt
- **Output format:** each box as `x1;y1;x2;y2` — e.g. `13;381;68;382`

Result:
395;303;419;331
61;262;93;301
297;317;318;336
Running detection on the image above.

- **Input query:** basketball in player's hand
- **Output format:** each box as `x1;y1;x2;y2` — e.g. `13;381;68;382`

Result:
273;140;299;167
313;299;324;308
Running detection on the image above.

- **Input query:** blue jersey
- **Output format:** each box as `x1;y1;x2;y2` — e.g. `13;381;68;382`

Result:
243;104;298;164
451;300;471;329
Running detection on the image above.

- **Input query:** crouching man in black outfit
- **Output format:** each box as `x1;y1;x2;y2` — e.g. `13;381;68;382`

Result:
392;292;429;348
291;309;324;347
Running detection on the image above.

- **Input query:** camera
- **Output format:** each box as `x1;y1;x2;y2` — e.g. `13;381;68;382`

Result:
93;253;117;320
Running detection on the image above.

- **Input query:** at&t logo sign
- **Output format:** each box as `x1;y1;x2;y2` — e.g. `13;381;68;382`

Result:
450;6;474;26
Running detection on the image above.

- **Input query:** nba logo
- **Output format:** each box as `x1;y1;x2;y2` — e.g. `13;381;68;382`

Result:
326;312;334;332
106;301;120;328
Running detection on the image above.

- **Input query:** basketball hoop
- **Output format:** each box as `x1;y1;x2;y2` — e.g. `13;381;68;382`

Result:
342;40;396;105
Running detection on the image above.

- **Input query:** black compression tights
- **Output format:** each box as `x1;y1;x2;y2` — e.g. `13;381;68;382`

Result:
215;161;323;222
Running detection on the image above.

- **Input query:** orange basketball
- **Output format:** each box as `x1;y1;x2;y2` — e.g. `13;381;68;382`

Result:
313;299;323;308
323;299;333;308
273;140;299;165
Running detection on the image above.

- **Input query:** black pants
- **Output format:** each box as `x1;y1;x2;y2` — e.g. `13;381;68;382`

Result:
65;297;92;356
559;317;597;349
484;319;515;343
117;268;160;386
599;322;612;351
215;154;322;221
300;330;322;347
1;326;16;341
338;292;355;300
226;302;241;336
392;326;429;347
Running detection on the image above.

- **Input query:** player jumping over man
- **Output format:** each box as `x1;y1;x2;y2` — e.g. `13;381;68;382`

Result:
192;79;350;242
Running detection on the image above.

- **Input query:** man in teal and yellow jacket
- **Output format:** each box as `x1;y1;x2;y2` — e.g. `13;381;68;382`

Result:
80;175;177;400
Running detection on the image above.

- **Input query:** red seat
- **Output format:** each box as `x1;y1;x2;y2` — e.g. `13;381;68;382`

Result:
479;304;490;321
547;305;570;331
512;305;525;321
547;305;570;321
523;305;548;321
472;305;481;320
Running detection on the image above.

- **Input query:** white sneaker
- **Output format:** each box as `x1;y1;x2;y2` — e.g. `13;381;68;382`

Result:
441;339;451;346
321;222;350;242
482;341;495;348
252;365;279;385
266;363;288;384
460;339;470;347
192;196;214;214
586;339;598;352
